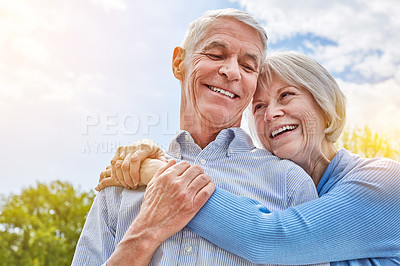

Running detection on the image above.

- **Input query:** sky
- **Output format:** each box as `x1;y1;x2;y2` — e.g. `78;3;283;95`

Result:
1;0;399;196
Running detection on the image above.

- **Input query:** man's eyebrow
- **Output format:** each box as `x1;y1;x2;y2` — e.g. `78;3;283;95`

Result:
201;41;227;52
244;53;260;69
201;40;260;69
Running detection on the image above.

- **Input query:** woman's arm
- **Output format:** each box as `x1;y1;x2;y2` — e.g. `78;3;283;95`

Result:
188;159;400;264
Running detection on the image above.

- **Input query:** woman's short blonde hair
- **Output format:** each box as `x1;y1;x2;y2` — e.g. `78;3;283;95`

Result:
255;51;346;142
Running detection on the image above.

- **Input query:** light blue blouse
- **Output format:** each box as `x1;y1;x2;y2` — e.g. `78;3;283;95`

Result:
188;149;400;265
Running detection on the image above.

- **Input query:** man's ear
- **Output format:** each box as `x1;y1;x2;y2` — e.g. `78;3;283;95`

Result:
172;46;185;81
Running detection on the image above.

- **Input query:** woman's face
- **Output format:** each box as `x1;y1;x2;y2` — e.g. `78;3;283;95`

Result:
252;76;328;163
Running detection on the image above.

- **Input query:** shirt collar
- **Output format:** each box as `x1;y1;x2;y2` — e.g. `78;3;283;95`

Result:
167;127;256;158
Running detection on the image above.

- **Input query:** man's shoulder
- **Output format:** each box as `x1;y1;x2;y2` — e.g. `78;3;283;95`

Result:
246;147;303;169
95;186;146;211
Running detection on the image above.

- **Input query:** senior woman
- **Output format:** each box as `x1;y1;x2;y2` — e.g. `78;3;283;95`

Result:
96;52;400;265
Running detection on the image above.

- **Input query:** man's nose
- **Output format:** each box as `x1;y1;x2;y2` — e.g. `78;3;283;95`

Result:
264;104;284;122
219;58;241;81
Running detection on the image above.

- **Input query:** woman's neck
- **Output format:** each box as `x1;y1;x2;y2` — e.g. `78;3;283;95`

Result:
296;142;337;187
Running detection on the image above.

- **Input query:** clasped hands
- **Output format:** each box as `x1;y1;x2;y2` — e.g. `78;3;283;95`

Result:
95;140;215;208
96;139;168;191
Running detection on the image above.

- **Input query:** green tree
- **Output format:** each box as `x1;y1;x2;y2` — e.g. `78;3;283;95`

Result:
337;126;400;160
0;181;95;266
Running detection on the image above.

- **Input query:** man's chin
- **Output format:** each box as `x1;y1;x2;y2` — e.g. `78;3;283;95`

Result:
200;113;242;129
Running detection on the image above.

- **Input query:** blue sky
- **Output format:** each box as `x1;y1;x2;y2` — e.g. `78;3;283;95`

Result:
1;0;399;196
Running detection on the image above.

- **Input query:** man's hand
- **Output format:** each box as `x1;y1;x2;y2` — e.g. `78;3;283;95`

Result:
107;160;215;265
95;139;167;191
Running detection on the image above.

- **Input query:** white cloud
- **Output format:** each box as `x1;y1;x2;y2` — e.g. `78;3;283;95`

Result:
237;0;400;79
339;77;400;135
235;0;400;134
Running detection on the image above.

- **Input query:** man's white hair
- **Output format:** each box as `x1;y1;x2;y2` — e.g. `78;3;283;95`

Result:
181;8;268;62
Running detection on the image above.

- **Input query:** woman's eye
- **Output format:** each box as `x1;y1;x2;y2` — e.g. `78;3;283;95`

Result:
281;92;294;99
253;104;265;114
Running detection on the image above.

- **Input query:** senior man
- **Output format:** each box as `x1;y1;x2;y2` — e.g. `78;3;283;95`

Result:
72;9;319;265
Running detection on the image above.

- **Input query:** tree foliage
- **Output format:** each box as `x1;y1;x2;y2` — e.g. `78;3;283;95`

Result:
0;181;95;266
337;125;400;160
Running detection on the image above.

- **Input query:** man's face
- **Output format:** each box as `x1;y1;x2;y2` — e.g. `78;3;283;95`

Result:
178;18;264;130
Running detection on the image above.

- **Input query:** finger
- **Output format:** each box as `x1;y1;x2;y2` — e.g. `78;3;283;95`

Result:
187;173;211;193
147;161;191;190
176;164;204;188
159;155;168;162
154;148;167;161
99;170;107;182
122;154;136;188
193;181;215;210
128;149;155;187
99;168;112;182
163;161;192;177
115;159;129;189
111;160;118;182
119;146;127;161
111;146;124;165
106;165;112;170
126;142;138;154
147;160;176;186
95;177;123;191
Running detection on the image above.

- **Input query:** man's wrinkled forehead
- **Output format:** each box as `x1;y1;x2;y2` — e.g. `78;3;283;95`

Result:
194;19;263;59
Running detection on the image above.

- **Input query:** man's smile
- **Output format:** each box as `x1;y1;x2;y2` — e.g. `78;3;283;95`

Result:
206;85;237;99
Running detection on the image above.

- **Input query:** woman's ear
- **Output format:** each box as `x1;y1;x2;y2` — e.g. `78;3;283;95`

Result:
172;46;185;81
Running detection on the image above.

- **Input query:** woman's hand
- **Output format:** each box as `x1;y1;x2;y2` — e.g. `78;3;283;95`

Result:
95;139;167;191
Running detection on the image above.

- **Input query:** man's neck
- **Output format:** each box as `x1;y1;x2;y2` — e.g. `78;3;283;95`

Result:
180;106;241;149
180;121;221;149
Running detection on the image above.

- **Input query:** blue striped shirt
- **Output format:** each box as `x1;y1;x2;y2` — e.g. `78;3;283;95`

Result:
72;128;322;265
188;148;400;265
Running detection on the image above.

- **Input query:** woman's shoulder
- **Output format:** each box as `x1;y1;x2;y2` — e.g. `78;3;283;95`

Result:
338;148;400;187
341;148;400;172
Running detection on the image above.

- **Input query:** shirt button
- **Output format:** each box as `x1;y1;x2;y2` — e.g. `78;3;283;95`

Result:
228;149;233;154
200;159;206;165
185;245;193;253
176;152;180;158
185;135;190;141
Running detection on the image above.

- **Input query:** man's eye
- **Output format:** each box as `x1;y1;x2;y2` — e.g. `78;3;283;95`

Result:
207;54;222;60
243;64;255;72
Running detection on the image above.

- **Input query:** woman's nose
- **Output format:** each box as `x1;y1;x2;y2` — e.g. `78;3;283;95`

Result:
264;104;284;122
